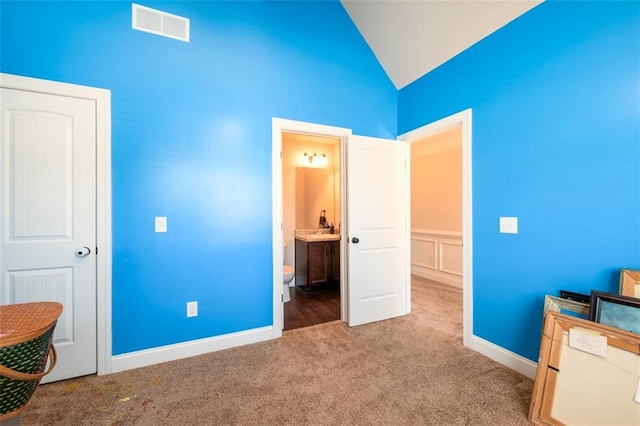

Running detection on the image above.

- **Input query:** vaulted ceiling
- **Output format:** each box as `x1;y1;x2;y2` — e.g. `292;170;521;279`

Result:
341;0;543;89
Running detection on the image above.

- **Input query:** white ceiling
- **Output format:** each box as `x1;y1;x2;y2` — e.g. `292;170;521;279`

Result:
341;0;543;89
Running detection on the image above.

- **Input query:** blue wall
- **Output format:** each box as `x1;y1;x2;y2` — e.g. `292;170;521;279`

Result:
399;1;640;361
3;0;639;364
1;1;396;354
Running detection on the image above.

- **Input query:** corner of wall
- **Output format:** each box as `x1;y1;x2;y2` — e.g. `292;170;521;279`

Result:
468;334;537;379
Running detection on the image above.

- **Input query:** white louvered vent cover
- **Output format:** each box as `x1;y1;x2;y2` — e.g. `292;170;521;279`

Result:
132;4;190;42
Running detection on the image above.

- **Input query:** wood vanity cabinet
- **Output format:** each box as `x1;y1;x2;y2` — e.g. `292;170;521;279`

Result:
330;241;340;284
295;239;340;288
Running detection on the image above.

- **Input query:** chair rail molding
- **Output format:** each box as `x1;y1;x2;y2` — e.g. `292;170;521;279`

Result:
411;228;462;288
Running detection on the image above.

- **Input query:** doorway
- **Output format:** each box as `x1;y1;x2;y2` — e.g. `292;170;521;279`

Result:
282;132;342;330
271;118;351;336
398;109;473;347
272;118;411;337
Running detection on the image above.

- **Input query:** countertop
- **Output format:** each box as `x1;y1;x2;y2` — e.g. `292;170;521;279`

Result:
295;234;341;242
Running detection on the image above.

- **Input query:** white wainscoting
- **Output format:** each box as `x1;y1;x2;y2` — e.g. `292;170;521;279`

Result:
411;229;462;288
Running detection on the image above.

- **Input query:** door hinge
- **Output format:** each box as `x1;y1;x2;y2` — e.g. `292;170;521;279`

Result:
95;246;99;255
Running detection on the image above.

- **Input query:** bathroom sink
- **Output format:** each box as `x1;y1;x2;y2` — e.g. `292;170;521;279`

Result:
296;234;341;242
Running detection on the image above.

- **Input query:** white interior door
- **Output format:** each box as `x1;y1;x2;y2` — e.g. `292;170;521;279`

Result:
0;87;97;382
347;135;409;326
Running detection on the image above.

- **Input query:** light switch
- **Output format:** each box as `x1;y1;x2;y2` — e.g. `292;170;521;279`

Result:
155;216;167;233
499;217;518;234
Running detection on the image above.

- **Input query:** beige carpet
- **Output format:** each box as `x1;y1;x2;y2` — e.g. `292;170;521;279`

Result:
21;276;533;425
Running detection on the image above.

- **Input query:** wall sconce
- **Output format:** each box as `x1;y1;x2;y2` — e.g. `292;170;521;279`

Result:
303;152;328;167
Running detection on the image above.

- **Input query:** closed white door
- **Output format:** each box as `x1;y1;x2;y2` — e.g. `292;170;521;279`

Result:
347;135;409;326
0;88;97;382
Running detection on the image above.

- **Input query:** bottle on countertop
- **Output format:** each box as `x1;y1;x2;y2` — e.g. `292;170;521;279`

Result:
318;210;327;228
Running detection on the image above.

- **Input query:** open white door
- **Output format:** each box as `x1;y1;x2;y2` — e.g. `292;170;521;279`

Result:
347;135;409;326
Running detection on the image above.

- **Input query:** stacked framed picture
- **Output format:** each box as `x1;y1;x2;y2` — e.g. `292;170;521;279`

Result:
589;290;640;334
619;269;640;298
529;312;640;425
530;268;640;424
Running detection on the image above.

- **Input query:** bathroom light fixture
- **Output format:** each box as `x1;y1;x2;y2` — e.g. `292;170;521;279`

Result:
303;152;328;167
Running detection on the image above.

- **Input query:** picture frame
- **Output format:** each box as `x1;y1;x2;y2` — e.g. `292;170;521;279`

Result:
543;295;589;320
559;290;590;304
589;290;640;334
619;268;640;298
529;311;640;425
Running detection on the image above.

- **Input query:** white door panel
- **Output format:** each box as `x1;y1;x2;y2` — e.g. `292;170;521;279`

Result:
347;135;408;326
8;268;75;346
1;88;97;382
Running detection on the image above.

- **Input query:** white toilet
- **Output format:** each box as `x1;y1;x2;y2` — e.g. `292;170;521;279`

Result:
283;244;294;303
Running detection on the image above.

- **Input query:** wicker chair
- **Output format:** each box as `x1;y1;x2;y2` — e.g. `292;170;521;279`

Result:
0;302;63;421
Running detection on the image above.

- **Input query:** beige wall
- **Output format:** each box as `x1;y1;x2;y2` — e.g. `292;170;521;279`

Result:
410;126;463;287
411;126;462;232
282;133;339;265
296;167;335;229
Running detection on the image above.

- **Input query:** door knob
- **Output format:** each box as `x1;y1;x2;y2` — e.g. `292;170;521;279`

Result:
351;237;359;244
76;247;91;257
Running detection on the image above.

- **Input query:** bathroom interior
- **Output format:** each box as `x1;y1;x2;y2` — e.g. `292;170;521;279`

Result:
282;132;341;331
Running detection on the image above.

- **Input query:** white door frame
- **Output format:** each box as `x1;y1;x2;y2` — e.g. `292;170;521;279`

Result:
272;118;351;334
1;73;113;375
397;109;473;348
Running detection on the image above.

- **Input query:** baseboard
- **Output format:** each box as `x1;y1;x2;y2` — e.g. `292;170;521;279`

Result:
467;334;537;379
110;326;274;374
412;265;462;289
109;322;536;382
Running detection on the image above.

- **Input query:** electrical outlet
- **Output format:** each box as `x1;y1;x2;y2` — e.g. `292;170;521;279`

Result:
186;301;198;317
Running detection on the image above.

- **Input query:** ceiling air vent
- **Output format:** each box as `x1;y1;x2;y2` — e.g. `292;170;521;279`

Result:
132;3;190;42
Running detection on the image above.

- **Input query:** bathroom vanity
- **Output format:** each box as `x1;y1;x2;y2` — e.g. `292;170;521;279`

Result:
295;234;340;290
